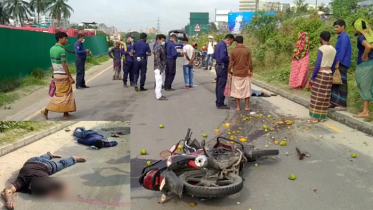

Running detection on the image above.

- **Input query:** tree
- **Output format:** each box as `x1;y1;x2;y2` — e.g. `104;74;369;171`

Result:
330;0;359;19
4;0;32;26
246;11;278;43
294;0;309;15
209;22;217;33
0;1;10;25
318;4;330;13
29;0;50;24
46;0;74;27
96;30;107;36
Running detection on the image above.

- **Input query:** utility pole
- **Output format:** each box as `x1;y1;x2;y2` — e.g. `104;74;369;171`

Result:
157;17;160;33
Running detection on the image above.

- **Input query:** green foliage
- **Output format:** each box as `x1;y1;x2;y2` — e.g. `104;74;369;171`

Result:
331;0;359;19
0;78;21;93
0;121;30;132
30;68;45;79
108;40;114;47
246;11;278;43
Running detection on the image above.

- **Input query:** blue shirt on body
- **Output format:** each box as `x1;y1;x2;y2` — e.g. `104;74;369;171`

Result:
74;41;87;59
357;34;373;65
334;31;352;68
214;41;229;65
122;41;134;62
133;40;151;57
166;40;178;59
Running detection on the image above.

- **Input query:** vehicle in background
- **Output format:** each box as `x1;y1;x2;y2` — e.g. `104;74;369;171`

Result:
167;29;187;57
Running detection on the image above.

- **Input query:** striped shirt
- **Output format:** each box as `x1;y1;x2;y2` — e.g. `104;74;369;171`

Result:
50;43;67;74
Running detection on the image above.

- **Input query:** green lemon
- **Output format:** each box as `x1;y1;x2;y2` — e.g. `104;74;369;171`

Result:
352;154;357;158
289;174;297;180
159;124;164;128
177;145;183;151
268;115;272;118
255;163;258;167
280;141;287;146
146;161;152;166
202;134;208;138
140;149;147;155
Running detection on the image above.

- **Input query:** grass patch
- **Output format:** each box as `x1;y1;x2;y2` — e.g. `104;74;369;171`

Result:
0;54;110;106
0;121;64;146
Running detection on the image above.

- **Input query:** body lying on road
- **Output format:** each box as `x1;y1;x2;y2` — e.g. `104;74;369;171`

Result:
1;152;86;210
73;127;118;149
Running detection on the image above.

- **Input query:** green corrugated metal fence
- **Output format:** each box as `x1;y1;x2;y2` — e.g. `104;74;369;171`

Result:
0;28;108;79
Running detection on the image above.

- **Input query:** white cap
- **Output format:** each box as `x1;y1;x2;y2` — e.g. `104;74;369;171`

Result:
208;35;214;39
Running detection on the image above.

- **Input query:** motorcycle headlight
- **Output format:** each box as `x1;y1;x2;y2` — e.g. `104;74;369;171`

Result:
195;155;208;168
167;156;172;168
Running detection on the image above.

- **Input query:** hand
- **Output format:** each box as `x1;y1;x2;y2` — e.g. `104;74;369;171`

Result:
335;63;339;70
69;78;75;84
86;49;90;53
308;80;314;87
362;55;369;62
189;60;194;65
249;71;253;78
228;73;232;79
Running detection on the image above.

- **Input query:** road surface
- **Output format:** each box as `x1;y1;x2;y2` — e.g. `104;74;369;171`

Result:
0;121;130;210
129;59;373;210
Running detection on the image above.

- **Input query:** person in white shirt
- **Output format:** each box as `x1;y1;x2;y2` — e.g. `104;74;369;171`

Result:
204;35;216;70
182;38;195;89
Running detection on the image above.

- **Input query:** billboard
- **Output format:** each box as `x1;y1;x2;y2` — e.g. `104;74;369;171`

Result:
228;12;277;34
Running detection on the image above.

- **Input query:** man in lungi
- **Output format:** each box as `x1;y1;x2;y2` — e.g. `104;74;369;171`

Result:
227;36;253;111
41;32;77;120
108;42;123;80
153;34;168;100
306;31;336;123
1;152;86;210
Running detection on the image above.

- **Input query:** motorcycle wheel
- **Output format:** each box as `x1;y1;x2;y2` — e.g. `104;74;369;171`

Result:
194;58;203;69
179;170;243;198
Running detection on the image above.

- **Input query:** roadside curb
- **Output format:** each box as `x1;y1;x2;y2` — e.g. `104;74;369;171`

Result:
251;79;373;136
0;121;78;157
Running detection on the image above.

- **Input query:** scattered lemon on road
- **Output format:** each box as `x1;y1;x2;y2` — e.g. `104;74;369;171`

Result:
228;132;231;135
265;145;268;148
280;141;287;146
215;129;220;133
159;124;164;128
255;163;258;167
147;161;152;166
202;134;208;138
233;131;236;134
289;174;297;180
177;145;183;151
240;137;247;142
224;123;230;127
263;125;268;131
189;203;196;207
274;141;279;145
230;136;236;140
348;150;351;152
319;135;322;138
268;115;272;118
140;149;147;155
352;154;357;158
285;152;289;156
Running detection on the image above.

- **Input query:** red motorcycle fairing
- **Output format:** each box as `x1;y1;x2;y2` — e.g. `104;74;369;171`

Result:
139;155;197;191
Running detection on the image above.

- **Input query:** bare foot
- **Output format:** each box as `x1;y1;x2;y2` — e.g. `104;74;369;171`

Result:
1;191;14;210
236;108;241;111
41;110;48;120
47;152;61;158
245;108;251;111
72;156;86;162
354;112;369;118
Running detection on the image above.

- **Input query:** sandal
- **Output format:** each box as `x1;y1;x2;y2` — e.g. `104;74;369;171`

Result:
41;110;48;120
157;96;168;101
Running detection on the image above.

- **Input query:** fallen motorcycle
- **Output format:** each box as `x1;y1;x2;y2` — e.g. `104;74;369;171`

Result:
139;128;279;203
193;50;206;69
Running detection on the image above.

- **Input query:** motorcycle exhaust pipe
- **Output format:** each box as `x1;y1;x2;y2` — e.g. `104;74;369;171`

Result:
195;155;220;170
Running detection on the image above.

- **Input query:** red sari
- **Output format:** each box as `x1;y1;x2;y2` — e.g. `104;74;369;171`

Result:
289;32;310;88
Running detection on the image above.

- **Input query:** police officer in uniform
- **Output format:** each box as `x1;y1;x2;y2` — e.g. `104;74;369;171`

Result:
74;34;90;89
214;34;235;109
122;34;134;87
132;33;151;92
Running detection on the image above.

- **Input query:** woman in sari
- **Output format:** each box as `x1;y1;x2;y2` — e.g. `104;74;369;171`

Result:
352;19;373;118
289;31;310;89
41;32;77;120
306;31;336;123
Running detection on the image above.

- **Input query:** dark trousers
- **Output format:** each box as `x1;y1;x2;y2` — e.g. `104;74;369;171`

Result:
133;58;147;88
123;61;134;85
215;64;228;107
75;58;86;88
164;58;176;89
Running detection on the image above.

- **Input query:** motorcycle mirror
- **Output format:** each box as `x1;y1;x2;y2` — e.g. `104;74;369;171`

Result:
160;150;172;158
166;156;172;168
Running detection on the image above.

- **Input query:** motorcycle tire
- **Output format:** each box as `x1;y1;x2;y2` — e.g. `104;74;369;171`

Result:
252;150;279;157
179;170;243;198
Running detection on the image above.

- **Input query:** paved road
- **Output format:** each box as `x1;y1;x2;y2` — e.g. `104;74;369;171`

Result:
130;59;373;210
0;121;130;210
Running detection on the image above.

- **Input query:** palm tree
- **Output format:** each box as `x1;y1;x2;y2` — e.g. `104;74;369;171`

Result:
29;0;50;24
0;1;11;25
46;0;73;27
3;0;32;26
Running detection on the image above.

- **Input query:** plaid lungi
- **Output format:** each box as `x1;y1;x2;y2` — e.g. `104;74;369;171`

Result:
309;72;333;119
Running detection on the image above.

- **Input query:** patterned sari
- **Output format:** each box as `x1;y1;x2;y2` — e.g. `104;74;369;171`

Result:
289;32;310;88
46;74;76;113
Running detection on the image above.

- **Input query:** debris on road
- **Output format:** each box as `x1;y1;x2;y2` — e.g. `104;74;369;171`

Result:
65;128;71;132
289;174;297;180
140;149;147;155
147;161;152;166
159;124;164;128
202;134;208;138
189;203;196;207
215;129;220;133
280;141;287;146
296;147;311;160
351;153;357;158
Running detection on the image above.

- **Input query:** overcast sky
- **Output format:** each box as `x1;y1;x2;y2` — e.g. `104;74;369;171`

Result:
67;0;330;32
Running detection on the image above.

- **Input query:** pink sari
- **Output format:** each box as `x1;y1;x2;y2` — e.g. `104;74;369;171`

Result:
289;54;310;88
